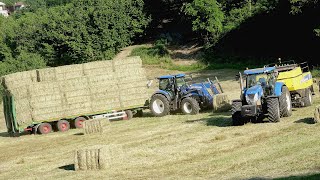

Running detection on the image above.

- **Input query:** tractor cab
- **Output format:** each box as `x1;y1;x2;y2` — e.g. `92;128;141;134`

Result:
150;74;222;117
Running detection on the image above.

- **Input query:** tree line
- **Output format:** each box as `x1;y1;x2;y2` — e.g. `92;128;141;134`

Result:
0;0;319;76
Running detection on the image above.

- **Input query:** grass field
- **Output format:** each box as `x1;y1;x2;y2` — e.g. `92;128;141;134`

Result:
0;67;319;180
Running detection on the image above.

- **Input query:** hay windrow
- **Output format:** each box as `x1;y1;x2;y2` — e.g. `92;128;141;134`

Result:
2;56;149;126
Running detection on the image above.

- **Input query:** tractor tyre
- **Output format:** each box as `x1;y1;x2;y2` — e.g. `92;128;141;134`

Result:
279;86;292;117
303;88;313;107
231;101;244;126
150;94;170;117
181;97;200;115
267;98;281;123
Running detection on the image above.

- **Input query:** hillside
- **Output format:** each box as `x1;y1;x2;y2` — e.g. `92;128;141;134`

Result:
0;65;319;179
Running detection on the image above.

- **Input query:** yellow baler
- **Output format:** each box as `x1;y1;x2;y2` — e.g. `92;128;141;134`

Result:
276;63;314;107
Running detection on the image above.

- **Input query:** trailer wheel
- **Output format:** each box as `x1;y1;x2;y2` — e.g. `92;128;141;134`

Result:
181;97;200;115
38;123;52;134
267;98;281;123
303;88;313;107
74;117;86;128
124;110;133;120
56;120;70;132
279;86;292;117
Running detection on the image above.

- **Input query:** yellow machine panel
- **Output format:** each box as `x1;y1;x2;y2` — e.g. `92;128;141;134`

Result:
277;67;313;91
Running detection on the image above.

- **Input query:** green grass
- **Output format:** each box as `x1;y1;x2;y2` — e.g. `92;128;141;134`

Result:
131;45;267;72
312;69;320;78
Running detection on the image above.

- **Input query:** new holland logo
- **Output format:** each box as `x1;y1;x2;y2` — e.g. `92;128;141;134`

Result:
301;74;312;83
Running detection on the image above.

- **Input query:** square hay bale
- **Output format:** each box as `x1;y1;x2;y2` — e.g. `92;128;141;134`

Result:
36;68;57;82
314;106;320;123
55;64;84;81
30;94;63;109
8;86;29;100
2;70;37;89
83;60;114;76
59;77;88;92
213;94;232;112
15;98;33;125
83;118;110;135
29;82;60;97
74;145;123;171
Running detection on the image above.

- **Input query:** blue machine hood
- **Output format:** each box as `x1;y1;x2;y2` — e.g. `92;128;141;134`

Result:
245;85;264;97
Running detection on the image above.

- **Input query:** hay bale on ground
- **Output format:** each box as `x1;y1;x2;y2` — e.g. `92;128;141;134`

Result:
213;94;232;112
314;106;320;123
83;118;109;135
74;145;122;171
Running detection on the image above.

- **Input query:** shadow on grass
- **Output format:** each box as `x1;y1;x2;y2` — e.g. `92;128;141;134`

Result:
248;172;320;180
59;164;75;171
74;132;84;136
294;118;316;124
186;112;232;127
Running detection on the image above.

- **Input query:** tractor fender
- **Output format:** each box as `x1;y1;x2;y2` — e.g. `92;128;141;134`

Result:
274;82;285;97
152;90;171;101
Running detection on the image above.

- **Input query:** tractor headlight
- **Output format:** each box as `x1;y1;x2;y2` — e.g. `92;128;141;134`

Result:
246;93;259;105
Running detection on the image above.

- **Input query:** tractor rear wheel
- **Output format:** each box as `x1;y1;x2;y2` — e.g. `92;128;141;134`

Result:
279;86;292;117
150;94;170;117
303;88;313;107
181;97;200;115
231;100;244;126
267;98;281;123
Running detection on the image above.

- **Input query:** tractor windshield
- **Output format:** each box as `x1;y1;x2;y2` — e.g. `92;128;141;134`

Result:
176;77;186;87
159;78;173;90
246;74;272;88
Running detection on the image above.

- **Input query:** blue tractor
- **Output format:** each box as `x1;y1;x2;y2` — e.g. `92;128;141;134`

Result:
149;74;221;117
231;67;292;126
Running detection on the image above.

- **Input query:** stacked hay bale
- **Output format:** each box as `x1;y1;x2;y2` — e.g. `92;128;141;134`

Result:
2;71;37;125
1;57;148;129
114;57;149;108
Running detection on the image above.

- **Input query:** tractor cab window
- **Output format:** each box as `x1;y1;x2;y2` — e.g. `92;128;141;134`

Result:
159;78;173;91
246;74;269;88
176;77;187;87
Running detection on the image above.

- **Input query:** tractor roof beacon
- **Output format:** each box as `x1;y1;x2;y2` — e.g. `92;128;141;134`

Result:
149;74;221;117
231;67;292;126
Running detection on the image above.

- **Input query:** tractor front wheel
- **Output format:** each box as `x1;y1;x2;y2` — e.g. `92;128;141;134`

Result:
267;98;281;123
181;97;200;115
279;86;292;117
231;101;244;126
150;94;170;117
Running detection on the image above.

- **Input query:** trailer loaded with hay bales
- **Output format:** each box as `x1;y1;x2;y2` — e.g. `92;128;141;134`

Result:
2;57;149;136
